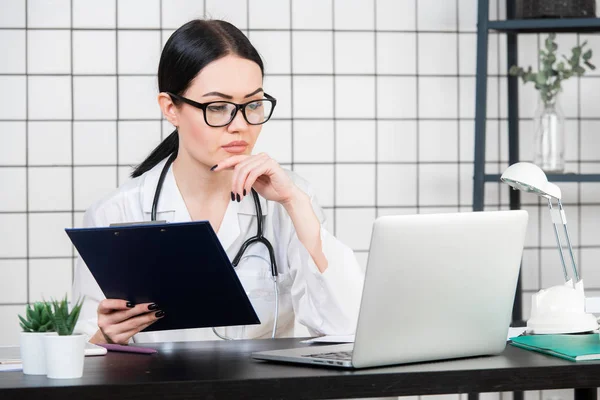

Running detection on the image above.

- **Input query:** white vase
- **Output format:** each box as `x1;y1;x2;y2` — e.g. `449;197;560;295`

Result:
44;334;86;379
19;331;56;375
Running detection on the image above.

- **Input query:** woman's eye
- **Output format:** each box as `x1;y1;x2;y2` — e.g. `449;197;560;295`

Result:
207;106;226;112
248;102;263;111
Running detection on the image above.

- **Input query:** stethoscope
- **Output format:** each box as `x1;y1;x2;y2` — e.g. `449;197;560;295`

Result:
151;152;280;339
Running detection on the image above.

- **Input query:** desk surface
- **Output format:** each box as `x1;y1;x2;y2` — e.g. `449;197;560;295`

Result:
1;338;600;400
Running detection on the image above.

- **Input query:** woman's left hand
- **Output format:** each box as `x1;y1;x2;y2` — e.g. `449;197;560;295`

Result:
212;153;299;204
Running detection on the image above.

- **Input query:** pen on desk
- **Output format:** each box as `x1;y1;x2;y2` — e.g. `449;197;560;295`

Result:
97;343;158;354
0;360;22;365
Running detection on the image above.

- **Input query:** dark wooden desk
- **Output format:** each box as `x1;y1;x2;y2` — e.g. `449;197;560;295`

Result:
1;338;599;400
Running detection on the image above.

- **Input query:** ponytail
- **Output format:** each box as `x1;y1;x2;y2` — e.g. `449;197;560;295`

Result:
130;130;179;178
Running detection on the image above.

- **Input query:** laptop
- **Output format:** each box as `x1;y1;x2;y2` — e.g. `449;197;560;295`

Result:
252;210;529;369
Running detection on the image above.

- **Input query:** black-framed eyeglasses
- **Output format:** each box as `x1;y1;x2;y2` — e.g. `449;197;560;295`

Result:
167;92;277;128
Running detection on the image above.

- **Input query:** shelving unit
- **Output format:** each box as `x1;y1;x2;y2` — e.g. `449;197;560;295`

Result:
472;0;600;327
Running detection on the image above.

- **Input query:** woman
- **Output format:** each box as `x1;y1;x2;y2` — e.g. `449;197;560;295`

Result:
72;19;364;345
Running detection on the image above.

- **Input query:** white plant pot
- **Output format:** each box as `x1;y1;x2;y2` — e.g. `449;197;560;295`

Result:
20;331;56;375
44;334;86;379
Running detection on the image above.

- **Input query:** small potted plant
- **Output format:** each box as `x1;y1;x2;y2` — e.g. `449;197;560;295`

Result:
509;33;594;173
18;302;55;375
43;296;85;379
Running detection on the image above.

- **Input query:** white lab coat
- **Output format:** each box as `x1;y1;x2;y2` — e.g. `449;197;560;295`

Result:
71;157;364;343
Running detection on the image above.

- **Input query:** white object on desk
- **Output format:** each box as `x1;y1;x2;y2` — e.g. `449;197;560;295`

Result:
0;363;22;372
20;332;55;375
85;342;107;356
507;327;526;340
527;280;598;334
500;163;599;335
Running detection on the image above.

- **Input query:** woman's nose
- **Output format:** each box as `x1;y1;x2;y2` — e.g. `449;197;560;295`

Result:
227;108;249;132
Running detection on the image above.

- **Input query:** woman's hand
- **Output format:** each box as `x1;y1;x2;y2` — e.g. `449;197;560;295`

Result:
214;153;328;272
213;153;300;204
90;300;164;345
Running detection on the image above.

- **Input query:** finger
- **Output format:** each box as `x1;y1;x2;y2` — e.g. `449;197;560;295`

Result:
212;155;250;172
100;302;157;325
112;319;160;345
240;158;275;198
116;309;164;333
101;310;165;344
229;154;267;200
98;299;135;314
232;155;270;200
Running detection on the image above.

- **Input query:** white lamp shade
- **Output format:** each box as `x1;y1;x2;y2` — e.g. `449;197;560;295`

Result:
500;162;561;200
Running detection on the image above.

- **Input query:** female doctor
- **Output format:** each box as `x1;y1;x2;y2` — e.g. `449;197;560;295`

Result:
72;19;364;345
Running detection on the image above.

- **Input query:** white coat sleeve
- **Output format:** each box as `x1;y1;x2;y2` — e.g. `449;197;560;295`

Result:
71;208;109;340
286;192;365;337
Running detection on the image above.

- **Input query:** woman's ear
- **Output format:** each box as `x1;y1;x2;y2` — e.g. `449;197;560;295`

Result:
158;93;179;127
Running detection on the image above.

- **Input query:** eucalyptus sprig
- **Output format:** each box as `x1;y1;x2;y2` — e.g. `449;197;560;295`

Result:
509;33;595;106
44;296;85;336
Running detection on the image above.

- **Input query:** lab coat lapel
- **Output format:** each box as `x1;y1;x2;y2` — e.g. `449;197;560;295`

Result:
141;158;190;223
217;201;240;253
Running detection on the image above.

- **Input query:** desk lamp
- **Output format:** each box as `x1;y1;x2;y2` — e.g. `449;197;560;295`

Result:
500;162;598;334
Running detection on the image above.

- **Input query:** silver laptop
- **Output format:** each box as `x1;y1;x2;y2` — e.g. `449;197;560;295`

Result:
252;210;529;369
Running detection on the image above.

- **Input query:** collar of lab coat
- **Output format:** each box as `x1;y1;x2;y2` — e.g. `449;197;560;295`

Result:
141;157;269;250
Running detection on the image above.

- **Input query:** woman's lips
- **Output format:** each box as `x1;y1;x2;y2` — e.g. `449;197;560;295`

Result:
222;141;248;153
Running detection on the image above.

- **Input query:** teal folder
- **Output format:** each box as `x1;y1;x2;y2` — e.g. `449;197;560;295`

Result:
510;334;600;361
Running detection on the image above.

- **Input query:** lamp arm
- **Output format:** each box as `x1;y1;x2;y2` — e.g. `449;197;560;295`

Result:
557;199;580;282
547;198;571;283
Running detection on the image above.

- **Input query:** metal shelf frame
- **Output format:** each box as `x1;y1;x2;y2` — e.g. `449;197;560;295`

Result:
473;1;600;325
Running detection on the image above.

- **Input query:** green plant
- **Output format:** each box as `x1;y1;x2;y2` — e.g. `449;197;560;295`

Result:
18;302;54;333
509;33;595;105
45;296;85;336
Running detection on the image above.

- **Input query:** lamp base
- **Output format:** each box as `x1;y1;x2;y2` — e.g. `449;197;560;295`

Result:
527;280;599;334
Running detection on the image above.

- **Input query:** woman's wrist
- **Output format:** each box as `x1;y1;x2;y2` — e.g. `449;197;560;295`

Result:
281;186;309;213
90;329;107;344
281;187;328;273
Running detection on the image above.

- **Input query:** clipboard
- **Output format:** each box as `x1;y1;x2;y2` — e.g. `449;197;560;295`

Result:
65;221;260;332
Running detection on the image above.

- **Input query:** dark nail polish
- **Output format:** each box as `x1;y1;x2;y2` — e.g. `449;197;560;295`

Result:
231;192;235;201
236;193;241;202
148;303;159;311
210;164;218;171
155;310;165;318
243;189;247;196
126;302;134;308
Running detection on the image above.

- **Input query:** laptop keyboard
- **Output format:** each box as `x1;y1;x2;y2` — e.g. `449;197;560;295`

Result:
302;351;353;361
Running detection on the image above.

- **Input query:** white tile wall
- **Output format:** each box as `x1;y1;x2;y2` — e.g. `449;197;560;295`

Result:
292;31;333;73
161;0;205;29
72;0;116;28
205;0;247;30
28;0;71;28
28;76;72;120
118;31;161;75
73;31;117;74
292;0;332;29
293;120;335;162
117;0;160;28
1;10;600;400
73;77;118;120
0;30;25;73
0;76;26;119
27;30;71;74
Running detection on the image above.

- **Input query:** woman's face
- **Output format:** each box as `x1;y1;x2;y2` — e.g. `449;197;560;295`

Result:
173;55;264;167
